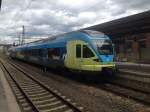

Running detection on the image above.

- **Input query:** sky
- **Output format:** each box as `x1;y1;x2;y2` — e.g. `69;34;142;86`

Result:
0;0;150;44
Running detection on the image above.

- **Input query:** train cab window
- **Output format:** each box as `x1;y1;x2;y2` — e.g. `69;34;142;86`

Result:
83;45;94;58
76;44;81;58
48;48;60;60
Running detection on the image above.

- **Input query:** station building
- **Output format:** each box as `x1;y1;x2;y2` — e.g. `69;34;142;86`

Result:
86;10;150;63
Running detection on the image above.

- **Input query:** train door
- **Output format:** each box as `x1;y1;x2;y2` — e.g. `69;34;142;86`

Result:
80;44;95;71
74;43;82;69
73;41;96;71
65;40;97;71
65;40;82;70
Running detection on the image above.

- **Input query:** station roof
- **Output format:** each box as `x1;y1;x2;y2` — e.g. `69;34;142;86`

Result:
85;10;150;38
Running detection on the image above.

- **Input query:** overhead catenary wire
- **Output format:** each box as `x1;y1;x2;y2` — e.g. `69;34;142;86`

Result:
2;0;54;45
7;0;36;44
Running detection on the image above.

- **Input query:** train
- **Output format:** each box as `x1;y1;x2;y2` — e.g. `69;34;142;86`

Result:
9;30;116;74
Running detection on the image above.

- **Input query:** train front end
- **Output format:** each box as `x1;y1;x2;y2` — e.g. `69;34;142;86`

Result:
65;30;116;74
81;30;116;73
91;36;115;73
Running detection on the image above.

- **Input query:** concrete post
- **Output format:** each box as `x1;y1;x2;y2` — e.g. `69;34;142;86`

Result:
146;33;150;62
146;33;150;47
132;40;139;61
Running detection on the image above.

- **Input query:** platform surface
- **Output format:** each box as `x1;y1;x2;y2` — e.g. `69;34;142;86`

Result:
0;67;21;112
116;62;150;67
0;68;9;112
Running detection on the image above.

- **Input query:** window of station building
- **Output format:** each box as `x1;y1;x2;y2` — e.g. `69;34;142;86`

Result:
76;44;81;58
83;45;94;58
113;39;119;54
139;39;146;48
126;41;132;49
48;48;60;60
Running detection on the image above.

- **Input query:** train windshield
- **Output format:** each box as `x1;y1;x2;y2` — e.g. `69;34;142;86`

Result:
93;39;113;55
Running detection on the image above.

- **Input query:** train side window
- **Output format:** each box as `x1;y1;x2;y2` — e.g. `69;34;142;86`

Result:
48;49;53;58
76;44;81;58
32;49;38;56
48;48;60;60
38;49;43;57
83;45;94;58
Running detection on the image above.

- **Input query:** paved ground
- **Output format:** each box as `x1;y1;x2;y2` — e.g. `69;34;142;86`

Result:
116;62;150;67
0;67;21;112
0;68;9;112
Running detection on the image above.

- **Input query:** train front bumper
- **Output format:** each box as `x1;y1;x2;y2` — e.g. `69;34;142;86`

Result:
81;63;116;72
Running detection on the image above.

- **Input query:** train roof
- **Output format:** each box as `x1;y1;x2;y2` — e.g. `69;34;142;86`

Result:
26;30;104;44
13;30;109;50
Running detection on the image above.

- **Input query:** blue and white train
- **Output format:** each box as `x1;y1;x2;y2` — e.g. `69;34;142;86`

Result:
9;30;116;73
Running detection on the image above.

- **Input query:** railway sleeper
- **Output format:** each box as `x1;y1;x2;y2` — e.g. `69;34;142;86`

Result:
24;89;46;93
28;91;49;97
33;97;57;105
37;101;61;109
22;102;30;107
22;106;33;112
41;105;68;112
37;101;63;110
21;84;41;88
31;95;53;101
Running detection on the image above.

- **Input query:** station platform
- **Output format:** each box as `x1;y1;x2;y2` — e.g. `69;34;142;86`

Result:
116;62;150;67
116;62;150;75
0;69;9;112
0;67;21;112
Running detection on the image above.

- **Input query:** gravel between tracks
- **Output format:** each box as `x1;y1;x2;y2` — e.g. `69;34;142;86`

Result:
10;59;150;112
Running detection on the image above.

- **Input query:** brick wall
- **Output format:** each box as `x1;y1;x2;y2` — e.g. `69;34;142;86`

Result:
132;41;139;60
146;33;150;62
146;33;150;47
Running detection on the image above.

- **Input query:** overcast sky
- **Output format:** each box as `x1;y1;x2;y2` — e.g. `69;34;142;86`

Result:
0;0;150;44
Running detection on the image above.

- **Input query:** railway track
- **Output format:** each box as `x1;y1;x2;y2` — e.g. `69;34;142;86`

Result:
9;59;150;105
0;59;84;112
94;78;150;106
3;58;150;108
117;69;150;84
104;75;150;94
